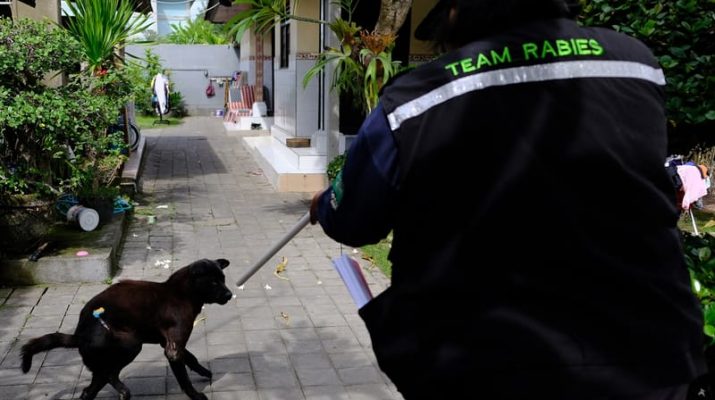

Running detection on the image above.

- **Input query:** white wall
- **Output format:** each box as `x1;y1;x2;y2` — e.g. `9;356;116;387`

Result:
127;44;243;115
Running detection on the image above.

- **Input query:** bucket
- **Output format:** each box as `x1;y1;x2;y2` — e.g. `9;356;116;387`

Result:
66;205;100;232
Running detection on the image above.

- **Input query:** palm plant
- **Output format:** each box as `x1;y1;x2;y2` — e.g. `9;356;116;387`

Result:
63;0;151;73
228;0;402;114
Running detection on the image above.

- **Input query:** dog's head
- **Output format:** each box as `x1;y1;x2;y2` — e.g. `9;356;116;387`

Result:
187;258;233;305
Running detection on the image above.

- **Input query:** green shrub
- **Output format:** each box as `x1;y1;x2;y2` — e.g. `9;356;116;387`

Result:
0;18;81;91
169;91;188;117
166;18;229;45
682;231;715;344
579;0;714;127
0;18;126;199
125;49;162;116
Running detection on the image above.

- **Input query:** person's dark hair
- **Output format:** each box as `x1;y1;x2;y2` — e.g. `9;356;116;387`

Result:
428;0;580;50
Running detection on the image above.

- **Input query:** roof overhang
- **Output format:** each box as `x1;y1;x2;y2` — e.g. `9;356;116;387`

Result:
205;0;249;23
61;0;152;15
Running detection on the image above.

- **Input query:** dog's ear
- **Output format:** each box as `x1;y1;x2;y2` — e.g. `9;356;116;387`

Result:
215;259;230;269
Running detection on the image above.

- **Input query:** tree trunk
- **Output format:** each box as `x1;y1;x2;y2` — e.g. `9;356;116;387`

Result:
374;0;413;37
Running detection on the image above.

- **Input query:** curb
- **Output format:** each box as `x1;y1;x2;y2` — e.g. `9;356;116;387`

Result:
0;213;127;285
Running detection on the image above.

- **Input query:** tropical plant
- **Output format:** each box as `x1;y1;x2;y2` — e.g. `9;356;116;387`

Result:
166;17;229;44
228;0;402;113
578;0;714;127
124;49;163;116
682;231;715;344
169;91;188;117
63;0;151;73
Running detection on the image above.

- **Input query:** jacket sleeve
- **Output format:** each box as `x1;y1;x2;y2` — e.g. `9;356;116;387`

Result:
316;103;399;247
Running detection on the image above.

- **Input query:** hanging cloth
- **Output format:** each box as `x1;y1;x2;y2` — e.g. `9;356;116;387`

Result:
151;73;170;116
676;165;708;210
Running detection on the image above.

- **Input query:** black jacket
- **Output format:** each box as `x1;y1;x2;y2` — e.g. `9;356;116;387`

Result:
359;18;706;398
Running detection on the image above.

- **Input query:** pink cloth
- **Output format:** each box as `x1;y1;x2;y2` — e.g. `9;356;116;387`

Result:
677;165;708;209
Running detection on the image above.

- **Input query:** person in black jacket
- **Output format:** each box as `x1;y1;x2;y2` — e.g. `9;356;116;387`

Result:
311;0;707;398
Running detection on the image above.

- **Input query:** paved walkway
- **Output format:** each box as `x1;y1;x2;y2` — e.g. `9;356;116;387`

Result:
0;117;401;400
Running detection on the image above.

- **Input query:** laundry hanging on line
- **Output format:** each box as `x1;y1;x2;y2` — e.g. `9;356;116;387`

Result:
666;157;711;210
151;73;170;116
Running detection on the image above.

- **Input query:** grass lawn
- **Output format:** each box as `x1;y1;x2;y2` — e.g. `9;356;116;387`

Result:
135;115;184;130
678;207;715;235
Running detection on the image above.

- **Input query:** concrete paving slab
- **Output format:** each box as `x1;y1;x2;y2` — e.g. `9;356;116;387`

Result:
0;117;402;400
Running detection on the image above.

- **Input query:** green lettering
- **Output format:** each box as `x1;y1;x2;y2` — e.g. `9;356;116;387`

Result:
491;47;512;64
541;40;558;58
589;39;604;56
476;53;492;69
556;39;572;56
523;42;539;61
460;58;477;73
445;62;460;76
571;38;579;55
576;39;591;55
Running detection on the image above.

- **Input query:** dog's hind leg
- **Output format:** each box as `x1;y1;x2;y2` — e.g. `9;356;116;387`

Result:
108;373;131;400
183;349;212;379
169;360;208;400
79;373;108;400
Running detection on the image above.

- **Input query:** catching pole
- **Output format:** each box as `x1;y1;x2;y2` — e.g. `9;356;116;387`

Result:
235;211;311;287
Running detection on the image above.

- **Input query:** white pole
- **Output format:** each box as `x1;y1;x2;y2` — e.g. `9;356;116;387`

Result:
690;208;699;235
235;211;311;287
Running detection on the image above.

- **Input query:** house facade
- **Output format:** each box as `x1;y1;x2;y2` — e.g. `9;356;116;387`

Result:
235;0;439;192
1;0;60;22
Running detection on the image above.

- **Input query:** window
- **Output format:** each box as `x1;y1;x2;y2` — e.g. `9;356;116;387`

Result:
279;0;290;69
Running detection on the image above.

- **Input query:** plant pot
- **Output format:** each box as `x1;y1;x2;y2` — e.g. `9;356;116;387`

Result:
0;196;54;255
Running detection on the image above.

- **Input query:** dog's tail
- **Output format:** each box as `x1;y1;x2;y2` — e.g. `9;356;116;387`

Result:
21;333;78;373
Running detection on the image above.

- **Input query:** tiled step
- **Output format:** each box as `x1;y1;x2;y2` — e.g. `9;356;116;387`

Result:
243;136;327;192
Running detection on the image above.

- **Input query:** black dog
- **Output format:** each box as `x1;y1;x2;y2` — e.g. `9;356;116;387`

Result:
21;258;233;400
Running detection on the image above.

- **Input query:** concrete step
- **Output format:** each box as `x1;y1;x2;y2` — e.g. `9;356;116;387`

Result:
243;136;327;192
0;214;126;285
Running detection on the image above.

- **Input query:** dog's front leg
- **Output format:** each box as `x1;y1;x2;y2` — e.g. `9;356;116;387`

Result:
163;328;207;400
183;348;212;379
162;323;191;362
169;359;208;400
